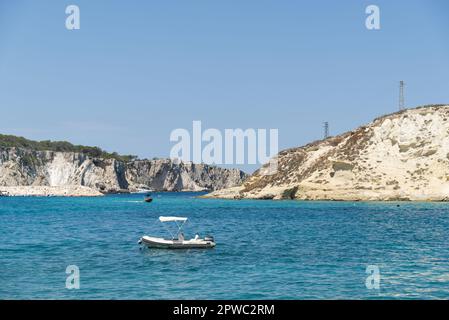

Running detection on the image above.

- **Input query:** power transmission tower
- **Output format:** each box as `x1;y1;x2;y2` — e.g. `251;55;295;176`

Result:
323;122;329;139
399;81;405;110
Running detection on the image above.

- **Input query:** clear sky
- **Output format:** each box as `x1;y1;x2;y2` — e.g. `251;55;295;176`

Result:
0;0;448;172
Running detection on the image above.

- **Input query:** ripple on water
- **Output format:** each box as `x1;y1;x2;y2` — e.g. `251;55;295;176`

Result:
1;194;449;299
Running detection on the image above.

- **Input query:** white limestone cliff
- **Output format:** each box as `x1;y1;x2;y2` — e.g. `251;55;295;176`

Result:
0;149;247;196
205;105;449;201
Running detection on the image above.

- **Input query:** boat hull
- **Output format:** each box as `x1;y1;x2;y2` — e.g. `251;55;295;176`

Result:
140;236;215;249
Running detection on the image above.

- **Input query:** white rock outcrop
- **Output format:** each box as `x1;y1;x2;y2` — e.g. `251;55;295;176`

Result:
0;149;247;195
205;105;449;201
0;186;102;197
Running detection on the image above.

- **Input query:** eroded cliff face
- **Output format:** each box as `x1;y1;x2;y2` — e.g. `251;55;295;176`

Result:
126;160;247;192
0;149;247;193
205;105;449;201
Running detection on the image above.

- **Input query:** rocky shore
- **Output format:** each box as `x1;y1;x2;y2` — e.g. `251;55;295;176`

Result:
0;186;103;197
205;105;449;201
0;149;247;196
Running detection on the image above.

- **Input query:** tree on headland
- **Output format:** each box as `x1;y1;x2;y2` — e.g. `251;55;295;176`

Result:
0;134;137;162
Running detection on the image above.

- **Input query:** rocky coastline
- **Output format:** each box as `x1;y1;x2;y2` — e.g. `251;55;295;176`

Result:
205;105;449;201
0;148;247;197
0;186;103;197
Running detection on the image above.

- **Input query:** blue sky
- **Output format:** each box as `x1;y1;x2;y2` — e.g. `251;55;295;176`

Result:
0;0;448;172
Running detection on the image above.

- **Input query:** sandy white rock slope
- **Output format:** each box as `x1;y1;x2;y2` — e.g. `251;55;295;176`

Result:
206;105;449;201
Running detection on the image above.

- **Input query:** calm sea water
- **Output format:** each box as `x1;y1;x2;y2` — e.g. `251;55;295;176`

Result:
1;192;449;299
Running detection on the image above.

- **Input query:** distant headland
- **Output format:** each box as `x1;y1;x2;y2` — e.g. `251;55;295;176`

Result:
0;135;247;197
204;104;449;201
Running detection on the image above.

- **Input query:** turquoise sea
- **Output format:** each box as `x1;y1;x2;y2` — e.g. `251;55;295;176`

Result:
1;192;449;299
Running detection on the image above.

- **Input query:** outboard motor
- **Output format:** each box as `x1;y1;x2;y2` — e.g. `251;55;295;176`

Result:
204;235;214;242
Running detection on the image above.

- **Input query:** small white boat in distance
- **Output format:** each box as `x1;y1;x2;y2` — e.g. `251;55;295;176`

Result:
138;216;216;249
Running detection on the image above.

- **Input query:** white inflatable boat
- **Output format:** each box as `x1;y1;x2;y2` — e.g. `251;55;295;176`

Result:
138;216;216;249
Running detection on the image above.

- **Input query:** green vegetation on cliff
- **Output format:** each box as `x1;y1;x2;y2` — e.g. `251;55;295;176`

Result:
0;134;137;162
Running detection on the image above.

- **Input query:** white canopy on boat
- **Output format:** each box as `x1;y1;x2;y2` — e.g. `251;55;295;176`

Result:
159;216;188;223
